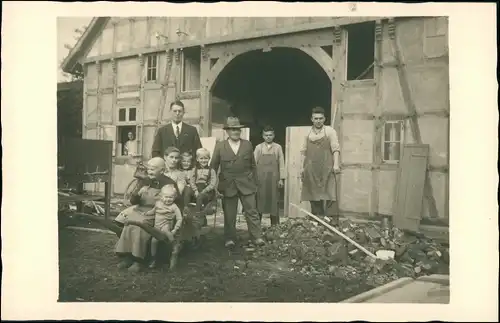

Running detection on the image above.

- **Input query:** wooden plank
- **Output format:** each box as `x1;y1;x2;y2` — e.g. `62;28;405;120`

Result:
393;144;430;231
331;27;347;131
285;126;312;218
370;20;384;217
389;18;439;219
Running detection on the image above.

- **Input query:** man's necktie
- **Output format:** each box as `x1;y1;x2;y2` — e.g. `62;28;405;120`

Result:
175;125;180;138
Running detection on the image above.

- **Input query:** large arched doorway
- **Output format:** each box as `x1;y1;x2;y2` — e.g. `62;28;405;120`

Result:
210;47;332;149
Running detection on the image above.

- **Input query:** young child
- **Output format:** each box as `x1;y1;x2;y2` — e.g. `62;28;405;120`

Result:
183;148;217;214
144;184;183;269
163;147;186;196
180;151;194;187
180;152;194;173
254;125;285;226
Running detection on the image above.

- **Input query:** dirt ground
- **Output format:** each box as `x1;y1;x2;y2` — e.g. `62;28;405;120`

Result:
58;226;374;302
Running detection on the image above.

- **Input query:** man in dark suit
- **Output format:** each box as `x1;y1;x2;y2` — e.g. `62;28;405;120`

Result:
210;116;265;248
151;100;202;158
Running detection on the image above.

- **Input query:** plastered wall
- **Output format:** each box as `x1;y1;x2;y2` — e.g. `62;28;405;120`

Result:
338;17;449;220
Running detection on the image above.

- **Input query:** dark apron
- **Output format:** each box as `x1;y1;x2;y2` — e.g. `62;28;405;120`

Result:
301;129;336;202
256;150;280;216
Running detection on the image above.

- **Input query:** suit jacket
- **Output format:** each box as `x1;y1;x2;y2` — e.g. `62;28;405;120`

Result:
210;139;257;197
151;122;202;158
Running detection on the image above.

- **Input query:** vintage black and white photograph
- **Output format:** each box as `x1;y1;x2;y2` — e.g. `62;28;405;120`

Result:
56;15;452;304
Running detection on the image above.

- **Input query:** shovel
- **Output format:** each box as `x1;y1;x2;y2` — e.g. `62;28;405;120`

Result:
291;203;391;260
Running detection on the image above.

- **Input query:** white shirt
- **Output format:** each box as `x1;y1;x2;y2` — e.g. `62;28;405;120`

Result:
228;139;241;155
171;121;183;137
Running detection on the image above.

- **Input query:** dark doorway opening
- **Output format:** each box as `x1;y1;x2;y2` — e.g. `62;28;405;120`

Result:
211;47;331;150
211;47;331;212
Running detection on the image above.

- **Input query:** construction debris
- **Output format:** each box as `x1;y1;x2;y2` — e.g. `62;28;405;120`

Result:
255;217;449;287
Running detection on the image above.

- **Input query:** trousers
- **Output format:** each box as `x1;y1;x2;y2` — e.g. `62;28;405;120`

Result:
222;192;262;242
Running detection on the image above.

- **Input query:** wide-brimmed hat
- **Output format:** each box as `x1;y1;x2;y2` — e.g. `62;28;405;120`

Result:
223;116;245;130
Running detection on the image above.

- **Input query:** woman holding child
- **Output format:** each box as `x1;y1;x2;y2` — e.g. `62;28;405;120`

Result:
114;153;184;273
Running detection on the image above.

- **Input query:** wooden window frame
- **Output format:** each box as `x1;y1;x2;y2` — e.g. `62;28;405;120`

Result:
180;48;201;93
115;124;143;157
116;106;138;125
381;120;405;164
145;54;159;82
345;22;376;82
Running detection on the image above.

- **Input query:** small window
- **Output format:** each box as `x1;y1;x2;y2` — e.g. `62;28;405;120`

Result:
382;121;404;162
181;47;201;92
346;22;375;81
117;107;137;124
129;108;137;121
146;54;158;82
118;108;126;122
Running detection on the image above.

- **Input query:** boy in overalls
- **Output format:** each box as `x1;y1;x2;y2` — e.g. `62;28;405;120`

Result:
254;125;285;226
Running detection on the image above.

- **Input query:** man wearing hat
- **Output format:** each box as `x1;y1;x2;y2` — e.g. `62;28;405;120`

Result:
210;116;265;248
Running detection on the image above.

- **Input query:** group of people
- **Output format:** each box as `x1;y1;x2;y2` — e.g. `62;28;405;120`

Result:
111;100;341;273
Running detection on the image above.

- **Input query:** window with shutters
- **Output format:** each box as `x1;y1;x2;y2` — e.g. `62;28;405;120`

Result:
382;120;405;163
146;54;158;82
180;46;201;92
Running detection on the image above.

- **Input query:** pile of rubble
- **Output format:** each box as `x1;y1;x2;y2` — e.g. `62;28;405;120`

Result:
257;217;449;286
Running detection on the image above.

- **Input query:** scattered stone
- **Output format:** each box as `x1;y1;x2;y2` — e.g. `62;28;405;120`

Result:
364;226;382;241
257;217;448;282
322;231;341;243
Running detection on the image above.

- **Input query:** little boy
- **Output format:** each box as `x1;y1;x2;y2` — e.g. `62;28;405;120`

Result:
163;147;186;195
254;125;285;226
144;184;183;270
180;152;194;173
184;148;217;214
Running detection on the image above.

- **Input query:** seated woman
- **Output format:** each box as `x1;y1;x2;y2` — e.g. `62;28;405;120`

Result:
114;157;183;273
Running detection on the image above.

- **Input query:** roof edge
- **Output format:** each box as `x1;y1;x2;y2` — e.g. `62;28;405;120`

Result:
61;17;110;74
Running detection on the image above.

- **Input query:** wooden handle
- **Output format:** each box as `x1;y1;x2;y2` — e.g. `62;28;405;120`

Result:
291;203;377;259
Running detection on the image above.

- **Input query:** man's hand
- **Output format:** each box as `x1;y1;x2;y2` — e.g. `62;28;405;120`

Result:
194;191;200;198
123;219;130;226
278;179;284;189
333;165;341;174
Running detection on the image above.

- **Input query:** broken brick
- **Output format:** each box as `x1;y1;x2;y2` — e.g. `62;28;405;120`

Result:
322;231;341;243
364;227;382;241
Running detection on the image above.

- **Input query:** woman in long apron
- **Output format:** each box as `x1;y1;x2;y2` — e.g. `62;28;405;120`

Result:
255;126;285;226
301;107;341;224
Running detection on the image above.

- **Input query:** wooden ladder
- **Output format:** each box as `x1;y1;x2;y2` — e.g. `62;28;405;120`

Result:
154;49;176;134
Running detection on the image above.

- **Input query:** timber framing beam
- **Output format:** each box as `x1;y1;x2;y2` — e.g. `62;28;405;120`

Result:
341;111;450;120
81;16;390;64
388;18;440;219
341;162;448;173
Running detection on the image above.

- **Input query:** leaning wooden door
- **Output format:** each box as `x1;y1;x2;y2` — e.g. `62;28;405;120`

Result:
285;126;312;218
393;144;430;232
